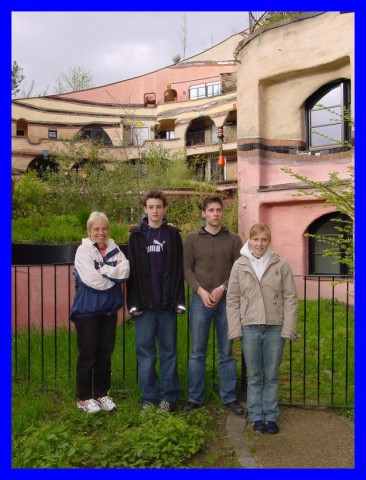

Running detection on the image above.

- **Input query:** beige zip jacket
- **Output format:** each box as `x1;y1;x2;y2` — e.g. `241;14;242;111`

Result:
226;252;298;341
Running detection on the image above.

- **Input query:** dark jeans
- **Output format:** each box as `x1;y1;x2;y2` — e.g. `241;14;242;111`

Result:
74;312;117;400
134;308;180;405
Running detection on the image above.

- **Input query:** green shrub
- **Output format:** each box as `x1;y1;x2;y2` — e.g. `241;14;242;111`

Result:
12;400;211;468
12;214;130;244
12;172;50;218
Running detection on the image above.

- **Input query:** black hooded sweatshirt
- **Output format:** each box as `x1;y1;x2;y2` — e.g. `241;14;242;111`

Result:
127;217;185;313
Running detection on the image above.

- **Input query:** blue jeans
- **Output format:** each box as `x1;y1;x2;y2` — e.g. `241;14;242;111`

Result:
187;294;238;405
134;308;180;405
241;325;285;422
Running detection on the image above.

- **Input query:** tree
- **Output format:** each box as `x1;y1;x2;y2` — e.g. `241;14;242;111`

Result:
54;65;95;94
283;109;354;274
19;80;35;98
12;61;25;98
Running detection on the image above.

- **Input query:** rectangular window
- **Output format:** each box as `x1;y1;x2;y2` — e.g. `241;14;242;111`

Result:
189;81;220;100
206;82;220;97
48;129;57;139
159;130;175;140
131;126;149;146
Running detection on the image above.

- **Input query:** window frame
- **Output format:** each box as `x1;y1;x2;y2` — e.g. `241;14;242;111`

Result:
76;125;113;146
189;81;220;100
131;126;149;146
306;79;351;150
48;129;57;139
308;212;351;275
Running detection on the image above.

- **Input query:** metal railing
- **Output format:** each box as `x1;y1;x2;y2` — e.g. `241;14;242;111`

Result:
249;11;268;33
12;264;354;409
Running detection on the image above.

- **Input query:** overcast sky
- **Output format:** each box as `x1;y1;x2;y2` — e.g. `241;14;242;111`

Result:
11;11;250;96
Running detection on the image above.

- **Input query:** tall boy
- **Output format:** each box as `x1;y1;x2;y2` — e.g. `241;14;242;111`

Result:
127;189;185;411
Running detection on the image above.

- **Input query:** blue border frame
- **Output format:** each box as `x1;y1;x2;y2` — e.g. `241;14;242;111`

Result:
3;2;363;480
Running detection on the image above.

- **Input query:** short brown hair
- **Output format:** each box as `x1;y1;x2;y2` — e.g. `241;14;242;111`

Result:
143;189;167;207
249;223;271;242
201;196;223;211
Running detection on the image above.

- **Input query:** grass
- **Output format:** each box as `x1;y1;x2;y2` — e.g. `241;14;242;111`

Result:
280;299;354;406
12;214;130;244
12;380;241;468
12;299;354;468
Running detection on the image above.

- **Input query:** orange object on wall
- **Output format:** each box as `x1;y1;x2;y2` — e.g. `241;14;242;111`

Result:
218;153;225;167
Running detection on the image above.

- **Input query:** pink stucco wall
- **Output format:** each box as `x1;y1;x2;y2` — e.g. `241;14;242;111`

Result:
57;64;236;104
237;149;353;277
12;266;127;331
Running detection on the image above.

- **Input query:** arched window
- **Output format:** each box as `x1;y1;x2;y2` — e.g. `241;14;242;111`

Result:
186;116;216;146
306;79;351;149
75;125;112;146
308;212;352;275
27;156;58;179
164;88;177;102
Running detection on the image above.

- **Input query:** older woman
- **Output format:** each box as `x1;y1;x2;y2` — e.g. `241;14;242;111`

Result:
70;212;130;413
226;223;298;434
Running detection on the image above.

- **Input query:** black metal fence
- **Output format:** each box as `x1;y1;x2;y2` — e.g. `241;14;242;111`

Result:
12;264;354;409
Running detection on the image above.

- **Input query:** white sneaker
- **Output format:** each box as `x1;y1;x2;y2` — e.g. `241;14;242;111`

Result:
77;399;102;413
158;400;172;412
96;396;116;411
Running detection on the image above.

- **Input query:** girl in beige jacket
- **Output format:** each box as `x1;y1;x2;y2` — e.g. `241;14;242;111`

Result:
226;224;298;434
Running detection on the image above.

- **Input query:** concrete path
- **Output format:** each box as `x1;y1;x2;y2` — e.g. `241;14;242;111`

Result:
226;405;354;469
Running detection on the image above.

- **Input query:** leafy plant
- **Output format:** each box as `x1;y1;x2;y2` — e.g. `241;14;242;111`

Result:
12;385;210;468
282;109;354;275
12;172;49;218
282;165;354;274
13;140;223;236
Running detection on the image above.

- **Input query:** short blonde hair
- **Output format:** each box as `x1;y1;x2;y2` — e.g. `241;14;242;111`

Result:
249;223;271;243
87;211;110;233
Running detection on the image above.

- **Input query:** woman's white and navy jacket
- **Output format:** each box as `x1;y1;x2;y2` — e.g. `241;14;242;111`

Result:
70;237;130;320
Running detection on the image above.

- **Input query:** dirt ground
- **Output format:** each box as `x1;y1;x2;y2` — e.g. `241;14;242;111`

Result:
245;406;354;469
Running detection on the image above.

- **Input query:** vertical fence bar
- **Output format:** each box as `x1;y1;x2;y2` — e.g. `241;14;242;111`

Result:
27;267;31;383
11;272;354;409
68;265;72;381
212;323;216;388
345;280;350;405
54;265;57;384
302;276;307;404
331;278;335;405
13;267;18;378
122;283;126;384
41;266;45;384
317;277;321;405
